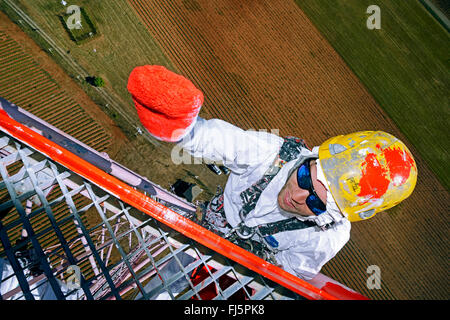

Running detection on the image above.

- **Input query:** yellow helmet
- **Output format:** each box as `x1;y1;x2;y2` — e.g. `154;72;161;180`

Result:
318;131;417;222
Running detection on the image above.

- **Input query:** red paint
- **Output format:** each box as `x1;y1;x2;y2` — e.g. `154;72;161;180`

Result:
383;146;416;186
322;282;369;300
358;146;415;200
358;152;390;199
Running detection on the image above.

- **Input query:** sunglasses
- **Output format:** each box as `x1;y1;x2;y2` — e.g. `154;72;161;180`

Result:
296;161;327;215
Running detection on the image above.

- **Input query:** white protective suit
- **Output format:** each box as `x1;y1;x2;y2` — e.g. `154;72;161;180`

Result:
177;118;351;280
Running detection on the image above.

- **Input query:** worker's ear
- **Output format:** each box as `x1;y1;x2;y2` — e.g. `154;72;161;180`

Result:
127;65;203;142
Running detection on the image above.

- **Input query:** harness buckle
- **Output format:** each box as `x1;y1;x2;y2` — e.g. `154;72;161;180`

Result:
235;222;256;240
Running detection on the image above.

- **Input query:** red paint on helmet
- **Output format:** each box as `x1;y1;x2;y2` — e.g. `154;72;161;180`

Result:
358;153;390;200
358;146;415;200
383;146;416;186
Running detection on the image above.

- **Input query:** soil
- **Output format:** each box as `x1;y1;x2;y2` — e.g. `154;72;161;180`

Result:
0;10;125;156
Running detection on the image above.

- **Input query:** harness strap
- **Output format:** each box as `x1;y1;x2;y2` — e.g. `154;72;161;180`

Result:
239;136;307;219
257;218;335;237
231;136;336;247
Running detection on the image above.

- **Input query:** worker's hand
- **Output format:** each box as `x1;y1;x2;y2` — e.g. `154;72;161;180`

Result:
127;65;203;142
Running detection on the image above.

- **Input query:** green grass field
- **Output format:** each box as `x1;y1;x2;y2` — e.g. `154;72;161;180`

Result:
295;0;450;190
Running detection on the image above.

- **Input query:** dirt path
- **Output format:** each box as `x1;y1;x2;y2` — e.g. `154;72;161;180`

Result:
128;0;449;299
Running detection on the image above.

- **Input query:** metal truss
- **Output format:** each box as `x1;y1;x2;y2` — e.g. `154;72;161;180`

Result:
0;97;368;300
0;129;302;300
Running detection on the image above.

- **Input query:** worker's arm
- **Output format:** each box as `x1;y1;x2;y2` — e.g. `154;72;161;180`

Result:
175;117;283;174
127;65;283;169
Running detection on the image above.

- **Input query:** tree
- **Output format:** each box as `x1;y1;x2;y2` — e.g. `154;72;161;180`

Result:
93;76;105;87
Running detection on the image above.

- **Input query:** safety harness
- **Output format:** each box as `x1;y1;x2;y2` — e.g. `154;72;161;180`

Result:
239;136;308;221
201;136;334;262
215;137;332;261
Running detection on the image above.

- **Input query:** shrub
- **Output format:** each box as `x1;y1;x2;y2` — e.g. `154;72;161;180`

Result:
93;76;105;87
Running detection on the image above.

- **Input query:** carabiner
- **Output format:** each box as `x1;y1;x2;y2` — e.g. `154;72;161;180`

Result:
235;222;255;240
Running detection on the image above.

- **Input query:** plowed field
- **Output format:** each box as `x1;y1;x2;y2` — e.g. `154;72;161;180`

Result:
128;0;449;299
0;10;125;155
0;11;130;281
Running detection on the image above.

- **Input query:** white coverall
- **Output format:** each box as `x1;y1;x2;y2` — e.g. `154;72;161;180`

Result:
177;118;351;280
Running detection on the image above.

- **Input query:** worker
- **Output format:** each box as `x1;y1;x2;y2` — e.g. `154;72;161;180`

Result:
127;65;418;281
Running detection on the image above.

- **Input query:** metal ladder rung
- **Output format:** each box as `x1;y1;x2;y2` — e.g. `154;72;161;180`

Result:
214;275;253;300
250;285;274;300
178;265;233;300
142;254;212;299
